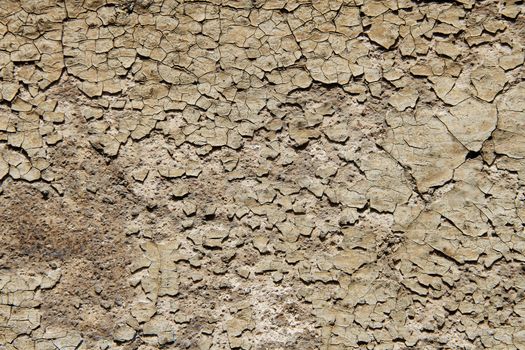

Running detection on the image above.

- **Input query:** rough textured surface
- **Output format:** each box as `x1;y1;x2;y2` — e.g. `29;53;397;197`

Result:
0;0;524;349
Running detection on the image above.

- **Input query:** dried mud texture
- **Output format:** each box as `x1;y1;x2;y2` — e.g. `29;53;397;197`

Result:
0;0;525;349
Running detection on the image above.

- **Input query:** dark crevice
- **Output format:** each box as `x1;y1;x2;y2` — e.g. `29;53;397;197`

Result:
466;150;481;160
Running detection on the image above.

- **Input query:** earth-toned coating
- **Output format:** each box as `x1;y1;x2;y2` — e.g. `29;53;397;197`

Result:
0;0;524;349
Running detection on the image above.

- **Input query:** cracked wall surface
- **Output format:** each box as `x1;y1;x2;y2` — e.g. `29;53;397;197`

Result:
0;0;524;349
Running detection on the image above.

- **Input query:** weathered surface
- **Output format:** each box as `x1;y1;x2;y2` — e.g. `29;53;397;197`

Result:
1;0;524;349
